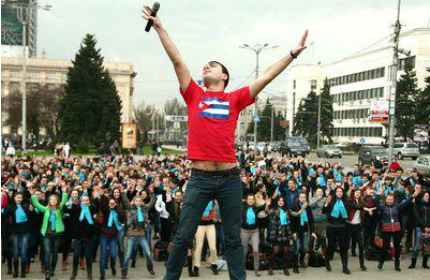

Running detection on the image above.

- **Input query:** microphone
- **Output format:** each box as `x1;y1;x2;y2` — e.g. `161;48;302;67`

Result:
145;2;161;32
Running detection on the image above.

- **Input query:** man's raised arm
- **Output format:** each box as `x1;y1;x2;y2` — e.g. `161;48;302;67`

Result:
142;5;191;91
249;30;308;98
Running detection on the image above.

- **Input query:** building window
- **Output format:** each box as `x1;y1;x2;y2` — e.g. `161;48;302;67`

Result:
12;71;20;78
293;80;296;89
10;82;20;92
30;72;38;80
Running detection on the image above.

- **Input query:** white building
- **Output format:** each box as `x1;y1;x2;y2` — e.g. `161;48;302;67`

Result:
285;28;430;145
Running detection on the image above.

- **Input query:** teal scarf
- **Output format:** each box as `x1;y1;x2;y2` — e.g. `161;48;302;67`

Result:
203;201;213;217
299;203;308;226
246;207;256;225
79;205;93;224
331;199;348;219
137;206;145;222
49;210;56;231
15;205;28;223
279;208;288;226
108;210;122;231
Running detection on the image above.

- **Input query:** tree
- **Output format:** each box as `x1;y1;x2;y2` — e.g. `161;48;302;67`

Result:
416;67;430;125
59;34;122;151
258;98;272;141
274;111;287;141
293;91;318;147
395;64;419;141
320;78;334;143
1;85;62;142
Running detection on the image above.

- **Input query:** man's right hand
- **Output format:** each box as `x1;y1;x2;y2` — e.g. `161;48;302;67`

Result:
142;5;163;31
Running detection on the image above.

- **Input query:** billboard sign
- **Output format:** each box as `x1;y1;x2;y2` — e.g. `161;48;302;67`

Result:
369;100;389;123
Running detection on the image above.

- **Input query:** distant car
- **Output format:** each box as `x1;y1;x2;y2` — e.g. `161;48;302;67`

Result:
392;142;420;160
280;137;310;157
358;146;389;167
413;156;430;174
317;145;342;158
268;142;280;152
256;142;268;153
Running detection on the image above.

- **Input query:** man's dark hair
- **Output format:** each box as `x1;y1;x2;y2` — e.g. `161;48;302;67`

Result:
208;61;229;88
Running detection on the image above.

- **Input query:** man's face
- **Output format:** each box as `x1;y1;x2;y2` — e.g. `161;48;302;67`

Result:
202;62;227;87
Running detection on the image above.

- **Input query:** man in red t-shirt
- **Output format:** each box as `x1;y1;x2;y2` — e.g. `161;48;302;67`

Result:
142;5;308;280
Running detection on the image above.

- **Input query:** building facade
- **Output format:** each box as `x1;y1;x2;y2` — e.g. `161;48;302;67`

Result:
1;56;136;135
285;28;430;145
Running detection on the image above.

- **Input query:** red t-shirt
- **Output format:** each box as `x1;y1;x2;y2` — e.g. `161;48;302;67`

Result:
180;79;255;162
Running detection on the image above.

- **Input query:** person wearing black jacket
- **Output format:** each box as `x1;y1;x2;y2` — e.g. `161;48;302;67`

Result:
3;192;32;278
99;195;126;280
323;186;372;275
290;192;315;273
410;191;430;269
63;192;99;280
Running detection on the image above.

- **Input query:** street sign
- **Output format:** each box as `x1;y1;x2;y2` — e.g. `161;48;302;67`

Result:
253;115;261;123
165;115;188;122
360;138;366;144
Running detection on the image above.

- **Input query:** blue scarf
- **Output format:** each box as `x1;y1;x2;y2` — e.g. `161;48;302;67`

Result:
353;176;362;189
137;206;145;222
49;210;56;231
15;205;28;223
67;197;73;209
246;207;256;225
331;199;348;219
279;208;288;226
108;210;122;231
299;203;308;226
203;201;213;217
79;205;93;224
318;174;326;187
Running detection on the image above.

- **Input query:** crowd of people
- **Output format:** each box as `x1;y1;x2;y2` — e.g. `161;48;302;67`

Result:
1;151;429;280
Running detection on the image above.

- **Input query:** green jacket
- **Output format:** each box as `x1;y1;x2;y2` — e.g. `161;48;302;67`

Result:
31;192;68;236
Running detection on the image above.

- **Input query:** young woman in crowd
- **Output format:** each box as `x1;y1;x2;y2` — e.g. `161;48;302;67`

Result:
267;196;292;276
323;186;373;275
347;189;374;271
192;200;218;277
254;183;269;245
290;192;315;273
410;191;430;269
3;192;32;278
99;194;126;280
241;193;269;277
376;189;420;271
120;189;155;279
31;185;68;280
309;188;327;256
63;190;99;280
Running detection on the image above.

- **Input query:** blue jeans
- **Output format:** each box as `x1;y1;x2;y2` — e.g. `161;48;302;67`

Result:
123;235;153;271
100;235;118;277
12;233;30;264
42;234;61;274
294;231;309;257
116;229;125;266
347;224;365;266
164;168;244;280
412;227;422;258
215;222;225;257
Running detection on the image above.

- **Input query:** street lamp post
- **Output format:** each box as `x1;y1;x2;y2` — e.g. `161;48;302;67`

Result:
388;0;402;164
11;0;51;152
239;43;278;150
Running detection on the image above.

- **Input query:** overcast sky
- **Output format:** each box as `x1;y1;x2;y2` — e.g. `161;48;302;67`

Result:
36;0;430;107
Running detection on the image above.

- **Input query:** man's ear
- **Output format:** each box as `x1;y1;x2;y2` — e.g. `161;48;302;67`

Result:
222;73;228;82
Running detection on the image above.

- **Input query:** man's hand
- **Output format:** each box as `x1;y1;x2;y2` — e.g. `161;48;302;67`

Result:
292;30;308;57
249;30;309;98
142;5;163;31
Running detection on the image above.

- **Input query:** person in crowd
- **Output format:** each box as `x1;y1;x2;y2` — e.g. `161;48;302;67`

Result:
410;190;430;269
377;189;420;271
121;189;156;279
192;200;218;276
241;194;270;277
31;185;68;280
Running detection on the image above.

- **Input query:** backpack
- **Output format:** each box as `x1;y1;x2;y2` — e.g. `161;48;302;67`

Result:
308;252;325;267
